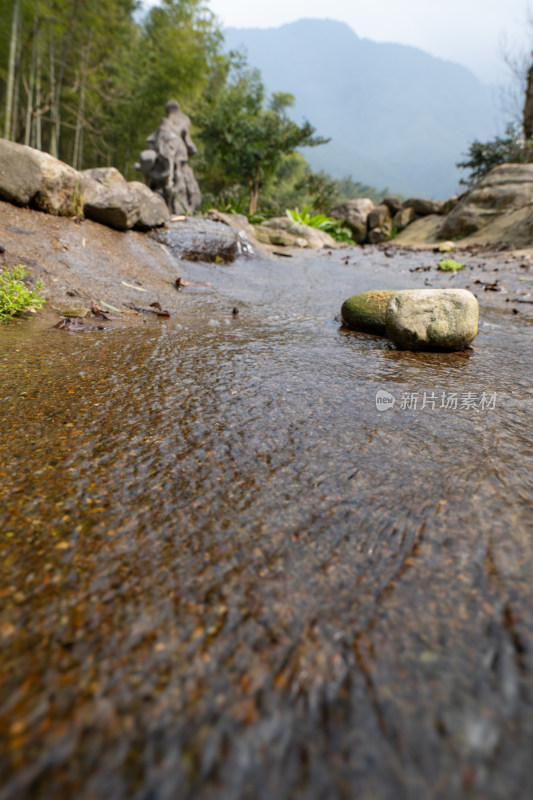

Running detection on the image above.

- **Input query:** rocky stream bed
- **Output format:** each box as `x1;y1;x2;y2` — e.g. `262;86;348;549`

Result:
0;203;532;800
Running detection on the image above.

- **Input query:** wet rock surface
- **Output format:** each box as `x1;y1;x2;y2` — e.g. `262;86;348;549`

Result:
156;217;250;263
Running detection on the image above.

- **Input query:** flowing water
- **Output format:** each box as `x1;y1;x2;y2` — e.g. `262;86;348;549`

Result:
1;247;532;800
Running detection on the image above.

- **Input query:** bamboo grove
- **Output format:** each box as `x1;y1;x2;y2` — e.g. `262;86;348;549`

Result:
0;0;226;176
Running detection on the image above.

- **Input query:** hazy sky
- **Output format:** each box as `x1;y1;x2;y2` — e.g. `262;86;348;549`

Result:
148;0;533;85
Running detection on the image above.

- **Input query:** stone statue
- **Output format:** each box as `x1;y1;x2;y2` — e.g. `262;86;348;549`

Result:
136;99;202;215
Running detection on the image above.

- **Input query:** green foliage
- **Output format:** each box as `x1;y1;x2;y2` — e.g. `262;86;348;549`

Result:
195;63;329;213
457;123;533;187
0;265;45;320
286;205;353;242
439;259;465;272
217;189;250;216
387;224;400;240
294;170;339;214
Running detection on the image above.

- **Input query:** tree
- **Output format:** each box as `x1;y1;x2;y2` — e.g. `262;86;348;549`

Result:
456;123;533;187
3;0;20;139
196;65;329;214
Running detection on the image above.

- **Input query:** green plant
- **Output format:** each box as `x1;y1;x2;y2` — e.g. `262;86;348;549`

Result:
387;224;400;240
0;265;45;321
218;189;250;216
439;259;465;272
286;205;353;242
71;177;84;218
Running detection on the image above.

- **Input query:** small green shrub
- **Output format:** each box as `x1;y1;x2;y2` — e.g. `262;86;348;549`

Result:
387;224;400;240
218;190;250;216
0;265;45;321
286;205;354;242
439;259;465;272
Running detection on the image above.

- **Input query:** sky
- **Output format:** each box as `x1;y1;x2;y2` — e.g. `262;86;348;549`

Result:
146;0;533;86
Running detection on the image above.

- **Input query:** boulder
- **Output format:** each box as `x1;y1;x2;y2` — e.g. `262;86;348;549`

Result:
341;290;396;334
393;207;417;232
261;217;335;248
207;209;257;241
0;139;42;206
404;198;444;216
128;181;169;230
393;215;445;245
254;226;307;248
156;217;244;262
0;140;81;216
206;209;268;256
368;227;390;244
385;289;478;351
367;204;392;231
382;196;403;215
442;195;462;215
331;198;374;243
33;152;81;216
439;164;533;240
82;167;140;231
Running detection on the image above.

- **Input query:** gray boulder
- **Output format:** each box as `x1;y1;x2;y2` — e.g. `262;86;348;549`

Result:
367;204;392;243
331;198;374;243
0;139;79;214
385;289;478;351
393;206;417;232
367;204;392;231
156;217;244;262
82;167;140;231
404;197;444;216
33;151;81;216
0;139;42;205
261;217;335;248
254;226;308;248
439;164;533;240
128;181;169;230
382;196;403;215
368;227;390;244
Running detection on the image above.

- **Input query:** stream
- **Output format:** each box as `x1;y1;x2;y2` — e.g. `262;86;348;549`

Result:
1;247;532;800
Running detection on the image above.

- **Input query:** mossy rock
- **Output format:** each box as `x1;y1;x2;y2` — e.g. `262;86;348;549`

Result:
341;290;396;334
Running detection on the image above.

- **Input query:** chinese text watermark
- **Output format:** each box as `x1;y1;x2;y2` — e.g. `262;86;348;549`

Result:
376;390;497;412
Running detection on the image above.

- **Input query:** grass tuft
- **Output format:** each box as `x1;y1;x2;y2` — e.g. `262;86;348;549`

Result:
0;265;45;321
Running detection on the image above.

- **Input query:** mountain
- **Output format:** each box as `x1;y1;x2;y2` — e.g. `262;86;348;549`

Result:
223;19;499;199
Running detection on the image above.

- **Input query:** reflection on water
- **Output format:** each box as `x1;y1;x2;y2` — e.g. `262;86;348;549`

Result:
0;251;532;800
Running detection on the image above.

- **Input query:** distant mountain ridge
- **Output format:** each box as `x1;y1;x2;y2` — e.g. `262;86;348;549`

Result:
223;19;498;199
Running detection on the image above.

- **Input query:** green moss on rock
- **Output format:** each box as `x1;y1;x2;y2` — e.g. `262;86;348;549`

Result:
341;290;396;334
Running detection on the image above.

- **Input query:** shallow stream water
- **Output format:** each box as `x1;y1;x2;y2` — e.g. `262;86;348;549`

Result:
1;248;532;800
